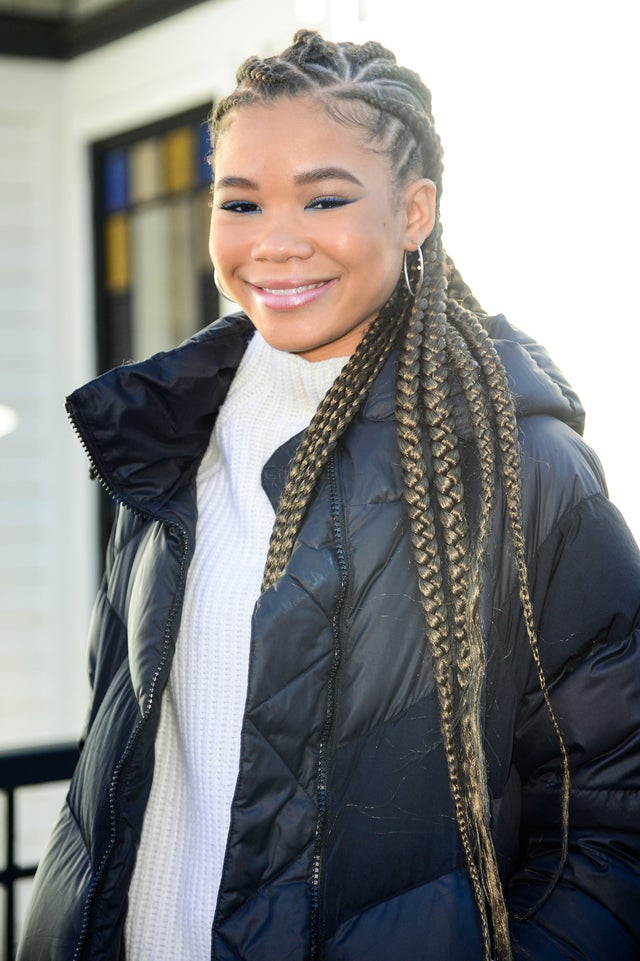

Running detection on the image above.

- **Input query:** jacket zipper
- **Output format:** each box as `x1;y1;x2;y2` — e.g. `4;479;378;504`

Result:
66;405;191;961
309;452;349;961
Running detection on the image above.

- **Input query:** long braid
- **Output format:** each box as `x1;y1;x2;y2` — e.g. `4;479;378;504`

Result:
209;30;569;960
396;232;494;959
414;228;511;960
448;305;571;914
261;283;408;591
445;323;497;893
442;315;513;959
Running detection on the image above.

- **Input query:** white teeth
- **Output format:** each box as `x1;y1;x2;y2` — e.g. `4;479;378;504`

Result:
261;283;324;295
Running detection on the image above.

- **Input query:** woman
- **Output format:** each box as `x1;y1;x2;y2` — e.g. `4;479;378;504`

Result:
18;30;640;961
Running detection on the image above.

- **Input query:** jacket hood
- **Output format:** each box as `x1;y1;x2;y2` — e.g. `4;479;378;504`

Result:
363;313;584;435
488;313;584;433
65;312;584;517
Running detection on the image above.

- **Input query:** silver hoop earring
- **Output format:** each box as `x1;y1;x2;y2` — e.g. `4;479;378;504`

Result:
213;268;233;302
403;245;424;297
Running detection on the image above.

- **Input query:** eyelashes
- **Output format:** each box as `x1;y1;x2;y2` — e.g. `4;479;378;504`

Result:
306;196;353;210
217;196;354;214
218;200;260;213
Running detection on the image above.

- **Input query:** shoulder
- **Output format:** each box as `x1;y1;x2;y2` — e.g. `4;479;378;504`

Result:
482;313;606;544
518;414;607;538
487;313;584;434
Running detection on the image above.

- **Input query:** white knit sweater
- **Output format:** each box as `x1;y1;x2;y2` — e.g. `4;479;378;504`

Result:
125;332;347;961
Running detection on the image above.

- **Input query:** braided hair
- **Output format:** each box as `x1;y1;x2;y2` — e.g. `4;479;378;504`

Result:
209;30;569;961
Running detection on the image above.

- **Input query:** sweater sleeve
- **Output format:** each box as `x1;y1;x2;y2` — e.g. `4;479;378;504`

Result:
507;492;640;959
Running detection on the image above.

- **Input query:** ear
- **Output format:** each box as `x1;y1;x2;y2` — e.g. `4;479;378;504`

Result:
402;178;437;249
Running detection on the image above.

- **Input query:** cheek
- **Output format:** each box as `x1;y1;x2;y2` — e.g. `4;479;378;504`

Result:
329;223;379;265
209;221;237;271
208;217;219;266
330;232;352;259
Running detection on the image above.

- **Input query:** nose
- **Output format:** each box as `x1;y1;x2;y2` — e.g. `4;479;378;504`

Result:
251;213;313;262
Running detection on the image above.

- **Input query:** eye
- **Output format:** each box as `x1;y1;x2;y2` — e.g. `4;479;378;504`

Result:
306;196;353;210
218;200;260;213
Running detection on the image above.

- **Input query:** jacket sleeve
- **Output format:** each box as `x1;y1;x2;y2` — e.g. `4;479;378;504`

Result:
507;491;640;960
79;503;142;746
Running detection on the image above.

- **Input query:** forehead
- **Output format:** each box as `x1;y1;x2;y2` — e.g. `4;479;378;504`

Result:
212;95;392;181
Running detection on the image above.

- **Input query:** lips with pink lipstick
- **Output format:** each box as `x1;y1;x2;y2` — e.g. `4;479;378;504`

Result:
249;278;337;311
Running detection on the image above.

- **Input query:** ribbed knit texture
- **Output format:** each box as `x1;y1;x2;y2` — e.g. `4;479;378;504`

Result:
124;332;347;961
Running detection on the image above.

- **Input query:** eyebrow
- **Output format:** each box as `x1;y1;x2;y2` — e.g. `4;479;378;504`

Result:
294;166;364;187
214;167;364;190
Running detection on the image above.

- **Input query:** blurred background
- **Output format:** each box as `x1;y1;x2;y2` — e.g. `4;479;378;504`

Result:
0;0;638;953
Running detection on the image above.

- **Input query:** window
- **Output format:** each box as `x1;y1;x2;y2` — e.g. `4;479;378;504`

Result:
92;103;218;375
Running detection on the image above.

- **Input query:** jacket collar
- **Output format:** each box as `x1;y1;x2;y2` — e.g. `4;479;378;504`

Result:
65;313;254;517
66;311;584;517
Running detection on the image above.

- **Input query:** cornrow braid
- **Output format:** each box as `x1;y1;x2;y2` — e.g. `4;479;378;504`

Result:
210;30;569;961
210;30;442;195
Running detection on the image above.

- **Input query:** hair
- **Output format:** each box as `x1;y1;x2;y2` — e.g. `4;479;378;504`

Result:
209;30;569;961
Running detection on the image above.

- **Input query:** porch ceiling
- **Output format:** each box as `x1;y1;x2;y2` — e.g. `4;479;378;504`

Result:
0;0;210;58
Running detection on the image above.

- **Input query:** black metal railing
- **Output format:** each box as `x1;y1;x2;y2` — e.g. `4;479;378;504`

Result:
0;743;78;960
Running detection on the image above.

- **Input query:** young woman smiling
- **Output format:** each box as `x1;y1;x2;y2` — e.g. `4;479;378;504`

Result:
209;95;435;359
18;30;640;961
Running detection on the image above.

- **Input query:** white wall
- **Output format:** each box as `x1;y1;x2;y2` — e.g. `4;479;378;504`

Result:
322;0;640;542
0;56;91;748
0;0;302;750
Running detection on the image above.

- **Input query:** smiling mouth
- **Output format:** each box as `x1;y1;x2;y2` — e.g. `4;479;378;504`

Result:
249;278;337;311
258;282;326;296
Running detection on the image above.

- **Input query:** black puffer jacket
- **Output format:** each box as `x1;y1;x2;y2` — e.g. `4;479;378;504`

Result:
18;313;640;961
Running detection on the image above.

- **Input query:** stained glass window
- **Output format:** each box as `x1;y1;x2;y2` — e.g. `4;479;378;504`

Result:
92;104;217;375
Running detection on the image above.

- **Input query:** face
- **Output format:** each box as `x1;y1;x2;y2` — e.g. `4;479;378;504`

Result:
209;96;435;361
